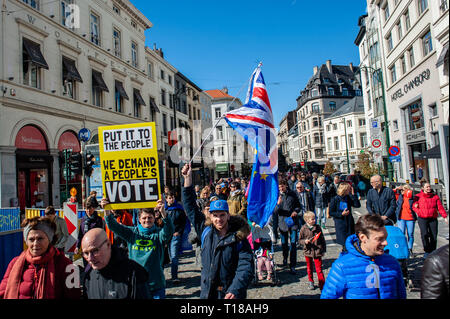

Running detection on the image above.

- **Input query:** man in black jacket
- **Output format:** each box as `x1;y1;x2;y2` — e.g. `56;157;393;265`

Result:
81;228;149;299
274;180;301;273
421;244;449;299
366;175;397;225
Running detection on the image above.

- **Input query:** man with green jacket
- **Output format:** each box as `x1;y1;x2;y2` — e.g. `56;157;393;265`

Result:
101;199;174;299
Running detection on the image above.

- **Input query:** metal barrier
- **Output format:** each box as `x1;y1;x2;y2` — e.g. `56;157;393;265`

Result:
24;208;105;220
0;208;21;232
0;208;23;278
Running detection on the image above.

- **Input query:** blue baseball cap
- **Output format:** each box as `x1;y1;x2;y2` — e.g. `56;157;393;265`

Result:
209;200;229;213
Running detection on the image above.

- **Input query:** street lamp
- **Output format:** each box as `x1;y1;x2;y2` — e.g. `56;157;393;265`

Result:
355;65;393;181
341;118;351;174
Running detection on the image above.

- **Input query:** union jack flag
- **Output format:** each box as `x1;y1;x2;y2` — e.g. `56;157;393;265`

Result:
224;64;278;227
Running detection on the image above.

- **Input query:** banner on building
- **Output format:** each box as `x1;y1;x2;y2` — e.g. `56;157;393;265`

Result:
98;122;161;210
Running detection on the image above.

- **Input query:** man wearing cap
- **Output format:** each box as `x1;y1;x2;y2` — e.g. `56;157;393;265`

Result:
181;163;254;299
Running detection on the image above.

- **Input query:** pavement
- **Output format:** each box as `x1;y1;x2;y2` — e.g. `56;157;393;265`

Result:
164;199;449;299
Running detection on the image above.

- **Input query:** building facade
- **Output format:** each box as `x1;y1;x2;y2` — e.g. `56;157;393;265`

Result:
295;60;362;172
324;96;368;173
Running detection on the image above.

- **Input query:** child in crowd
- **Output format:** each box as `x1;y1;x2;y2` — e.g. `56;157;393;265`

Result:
299;211;326;290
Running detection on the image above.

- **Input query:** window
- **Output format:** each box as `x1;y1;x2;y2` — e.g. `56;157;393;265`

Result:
131;20;137;29
329;101;336;111
326;124;330;131
114;83;123;113
404;101;424;131
393;120;399;130
384;3;390;21
23;0;39;9
333;123;338;130
148;63;153;78
92;71;105;107
215;107;222;118
90;12;100;45
441;0;449;12
161;89;167;106
342;88;349;96
131;41;138;67
429;103;438;117
422;31;433;56
328;87;335;95
418;0;428;15
327;137;332;151
217;126;224;139
358;118;366;126
112;5;120;14
387;33;393;52
390;65;397;83
397;21;403;39
22;39;47;89
349;134;354;149
313;118;319;127
315;149;323;158
334;137;339;150
61;0;73;27
312;102;320;113
218;147;224;156
311;88;319;97
168;75;172;85
133;89;144;118
369;42;380;62
404;9;411;30
113;29;121;58
401;56;407;74
347;120;352;127
360;133;367;147
62;56;82;99
323;78;330;83
409;47;415;67
162;113;168;136
314;133;320;144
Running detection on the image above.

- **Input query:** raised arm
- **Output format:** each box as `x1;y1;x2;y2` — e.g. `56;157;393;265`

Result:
181;163;206;236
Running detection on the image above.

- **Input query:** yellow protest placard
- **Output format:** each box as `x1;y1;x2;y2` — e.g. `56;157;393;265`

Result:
98;122;160;210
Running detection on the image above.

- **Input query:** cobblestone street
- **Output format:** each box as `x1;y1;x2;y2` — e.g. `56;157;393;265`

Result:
164;200;449;299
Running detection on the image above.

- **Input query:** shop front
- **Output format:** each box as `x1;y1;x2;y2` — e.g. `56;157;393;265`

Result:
15;125;52;211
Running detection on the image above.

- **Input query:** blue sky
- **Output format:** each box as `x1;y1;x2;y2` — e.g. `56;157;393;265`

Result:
132;0;368;128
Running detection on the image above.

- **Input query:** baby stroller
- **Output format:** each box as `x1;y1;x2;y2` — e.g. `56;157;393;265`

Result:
249;218;280;286
384;225;413;290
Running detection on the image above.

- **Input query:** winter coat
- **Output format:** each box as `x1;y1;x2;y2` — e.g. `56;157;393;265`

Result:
82;246;149;299
182;185;254;299
165;201;187;235
321;234;407;299
77;212;105;249
104;214;174;292
274;189;301;231
0;247;81;299
312;183;331;209
395;193;416;221
421;244;449;299
328;194;361;246
227;190;247;219
298;224;326;258
366;187;397;224
412;191;448;220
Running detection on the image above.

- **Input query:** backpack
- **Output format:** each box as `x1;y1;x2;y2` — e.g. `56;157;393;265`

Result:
384;226;409;260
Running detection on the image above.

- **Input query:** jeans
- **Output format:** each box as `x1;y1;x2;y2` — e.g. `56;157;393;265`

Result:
316;207;327;226
280;228;298;268
397;219;415;250
417;217;438;254
149;288;166;299
169;234;182;279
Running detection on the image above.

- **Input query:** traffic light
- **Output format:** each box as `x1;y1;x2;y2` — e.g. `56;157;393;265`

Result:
85;152;95;177
69;152;82;175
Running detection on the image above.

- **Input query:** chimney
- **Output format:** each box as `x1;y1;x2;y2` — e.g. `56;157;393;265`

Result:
222;86;228;94
313;66;318;75
326;60;332;73
349;62;354;72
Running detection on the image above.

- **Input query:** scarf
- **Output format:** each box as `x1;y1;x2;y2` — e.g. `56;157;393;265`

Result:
4;246;57;299
137;223;157;235
317;183;327;194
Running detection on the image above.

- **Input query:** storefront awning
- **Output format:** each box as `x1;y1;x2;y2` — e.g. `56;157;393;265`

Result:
436;43;449;67
133;89;146;106
115;81;129;100
418;145;441;159
23;38;49;70
149;97;160;113
63;57;83;82
92;70;109;92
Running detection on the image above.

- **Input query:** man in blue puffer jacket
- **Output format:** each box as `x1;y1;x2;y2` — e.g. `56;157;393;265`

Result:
321;214;406;299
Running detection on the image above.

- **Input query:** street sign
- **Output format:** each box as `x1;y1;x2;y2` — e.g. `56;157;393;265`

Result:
78;128;91;142
389;155;401;162
372;139;382;148
373;151;383;164
388;145;400;156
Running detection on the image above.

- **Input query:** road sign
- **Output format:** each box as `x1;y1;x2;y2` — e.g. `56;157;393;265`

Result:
372;139;382;148
78;128;91;142
389;145;400;156
389;155;401;162
63;202;78;253
300;161;305;167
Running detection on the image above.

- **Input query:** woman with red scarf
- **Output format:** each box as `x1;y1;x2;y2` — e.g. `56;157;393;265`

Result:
412;182;448;258
0;217;81;299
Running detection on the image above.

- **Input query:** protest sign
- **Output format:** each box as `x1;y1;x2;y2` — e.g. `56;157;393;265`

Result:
99;122;160;210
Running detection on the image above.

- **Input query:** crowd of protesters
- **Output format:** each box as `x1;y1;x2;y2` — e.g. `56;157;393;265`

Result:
0;166;448;300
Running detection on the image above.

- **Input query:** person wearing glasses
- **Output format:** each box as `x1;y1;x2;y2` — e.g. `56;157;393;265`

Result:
44;206;69;254
101;199;174;299
81;228;150;299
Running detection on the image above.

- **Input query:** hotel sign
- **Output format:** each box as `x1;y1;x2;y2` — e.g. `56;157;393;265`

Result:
391;69;431;102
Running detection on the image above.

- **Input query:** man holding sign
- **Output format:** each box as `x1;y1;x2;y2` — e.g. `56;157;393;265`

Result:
99;123;161;210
